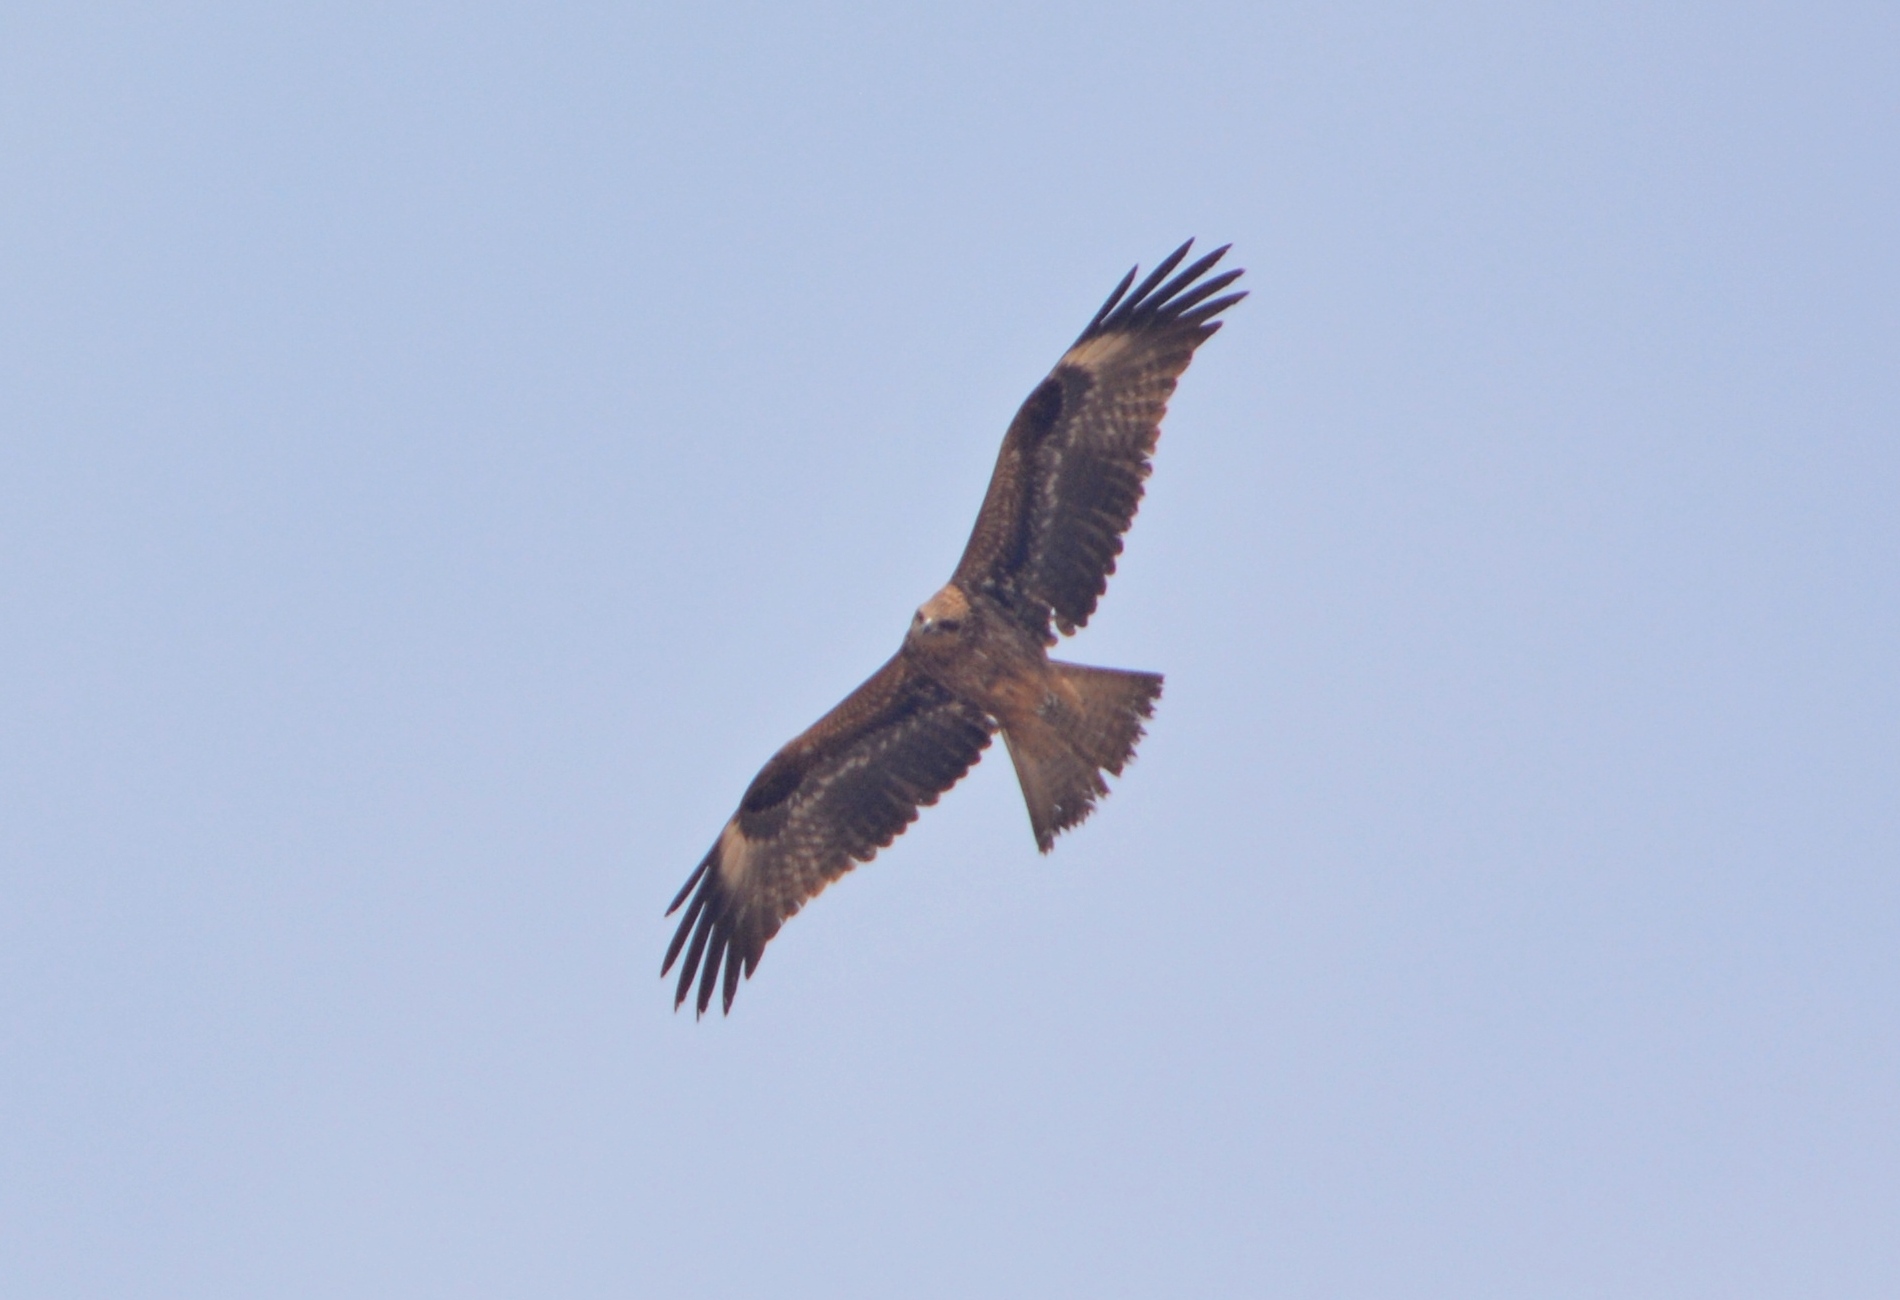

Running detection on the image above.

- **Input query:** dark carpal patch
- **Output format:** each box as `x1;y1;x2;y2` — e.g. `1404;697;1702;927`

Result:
1018;376;1065;442
741;758;804;814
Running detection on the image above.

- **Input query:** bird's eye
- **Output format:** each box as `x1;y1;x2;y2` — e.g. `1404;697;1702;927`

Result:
937;618;961;633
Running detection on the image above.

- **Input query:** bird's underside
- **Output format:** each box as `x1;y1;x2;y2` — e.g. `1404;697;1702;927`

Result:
664;240;1245;1015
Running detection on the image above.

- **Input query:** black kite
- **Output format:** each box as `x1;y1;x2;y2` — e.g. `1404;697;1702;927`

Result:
664;242;1245;1014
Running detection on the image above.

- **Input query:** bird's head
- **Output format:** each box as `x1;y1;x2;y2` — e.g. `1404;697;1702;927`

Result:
907;583;974;651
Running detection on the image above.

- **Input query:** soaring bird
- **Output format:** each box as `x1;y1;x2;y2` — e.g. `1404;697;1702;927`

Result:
664;242;1244;1015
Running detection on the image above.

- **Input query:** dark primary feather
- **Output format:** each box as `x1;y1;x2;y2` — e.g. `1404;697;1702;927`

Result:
662;654;994;1016
954;240;1245;641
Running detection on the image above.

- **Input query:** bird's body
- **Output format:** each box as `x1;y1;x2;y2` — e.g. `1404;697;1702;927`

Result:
904;579;1163;851
903;582;1050;739
665;242;1244;1014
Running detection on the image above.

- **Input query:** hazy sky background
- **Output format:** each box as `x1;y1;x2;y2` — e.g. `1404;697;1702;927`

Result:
4;3;1896;1296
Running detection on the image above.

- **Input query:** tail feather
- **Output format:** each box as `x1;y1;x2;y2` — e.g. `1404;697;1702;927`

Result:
1003;662;1162;852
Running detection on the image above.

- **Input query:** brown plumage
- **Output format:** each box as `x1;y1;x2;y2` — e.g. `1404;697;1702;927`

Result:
664;241;1245;1014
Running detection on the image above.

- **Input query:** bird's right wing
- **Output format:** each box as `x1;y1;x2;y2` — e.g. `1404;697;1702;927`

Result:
663;653;995;1016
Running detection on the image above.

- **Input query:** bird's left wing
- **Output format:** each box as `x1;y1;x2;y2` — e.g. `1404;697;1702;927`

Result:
953;241;1245;642
663;653;995;1016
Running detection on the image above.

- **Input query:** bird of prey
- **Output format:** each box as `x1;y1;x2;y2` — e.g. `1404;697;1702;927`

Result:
664;241;1244;1015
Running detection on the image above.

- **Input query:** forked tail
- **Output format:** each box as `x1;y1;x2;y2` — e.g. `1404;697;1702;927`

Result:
1002;661;1163;852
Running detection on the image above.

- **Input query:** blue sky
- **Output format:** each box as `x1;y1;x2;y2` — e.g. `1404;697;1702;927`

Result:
4;4;1896;1296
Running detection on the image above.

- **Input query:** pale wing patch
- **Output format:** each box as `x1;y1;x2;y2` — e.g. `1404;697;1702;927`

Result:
1060;332;1135;372
715;819;760;889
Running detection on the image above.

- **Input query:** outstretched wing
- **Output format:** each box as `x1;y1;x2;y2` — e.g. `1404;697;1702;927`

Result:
953;241;1245;642
663;654;995;1016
